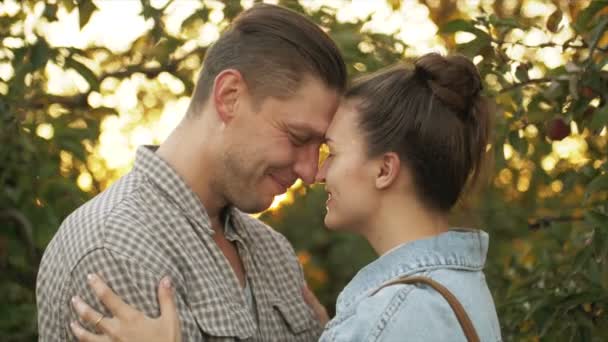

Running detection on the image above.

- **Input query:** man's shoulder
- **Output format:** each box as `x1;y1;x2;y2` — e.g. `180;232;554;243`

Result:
43;172;159;267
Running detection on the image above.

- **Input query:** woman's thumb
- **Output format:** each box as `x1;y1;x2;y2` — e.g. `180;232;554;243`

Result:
158;277;177;321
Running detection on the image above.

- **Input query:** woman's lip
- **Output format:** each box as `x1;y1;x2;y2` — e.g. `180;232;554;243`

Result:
326;192;333;206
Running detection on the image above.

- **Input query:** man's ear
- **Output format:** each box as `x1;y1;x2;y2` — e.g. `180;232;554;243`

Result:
375;152;402;190
212;69;246;123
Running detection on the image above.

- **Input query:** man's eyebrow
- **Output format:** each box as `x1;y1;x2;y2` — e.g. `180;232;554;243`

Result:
289;122;325;140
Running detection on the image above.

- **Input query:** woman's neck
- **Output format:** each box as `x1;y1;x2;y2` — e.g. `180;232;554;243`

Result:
363;194;449;255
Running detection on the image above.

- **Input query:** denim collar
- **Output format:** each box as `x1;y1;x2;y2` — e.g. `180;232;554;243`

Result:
337;229;489;310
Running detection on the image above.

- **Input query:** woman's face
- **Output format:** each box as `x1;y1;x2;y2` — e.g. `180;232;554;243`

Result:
316;99;380;232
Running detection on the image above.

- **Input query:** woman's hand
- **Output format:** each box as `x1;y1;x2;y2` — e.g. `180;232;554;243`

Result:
70;274;182;342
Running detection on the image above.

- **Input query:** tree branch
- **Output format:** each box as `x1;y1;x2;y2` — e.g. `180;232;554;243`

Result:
493;38;586;50
21;46;208;110
499;77;553;93
585;17;608;67
528;215;585;230
0;208;38;265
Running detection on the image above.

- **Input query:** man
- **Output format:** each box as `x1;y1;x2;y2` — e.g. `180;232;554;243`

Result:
36;3;346;341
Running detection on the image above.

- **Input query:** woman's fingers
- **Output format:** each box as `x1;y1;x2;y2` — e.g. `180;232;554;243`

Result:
70;321;111;342
87;273;138;320
302;284;330;326
71;296;112;331
157;277;182;341
71;295;122;337
158;277;177;321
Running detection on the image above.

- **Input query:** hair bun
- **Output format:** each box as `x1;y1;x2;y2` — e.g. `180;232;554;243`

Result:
414;53;483;120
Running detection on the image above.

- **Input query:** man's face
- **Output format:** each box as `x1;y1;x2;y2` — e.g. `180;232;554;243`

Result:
218;76;340;213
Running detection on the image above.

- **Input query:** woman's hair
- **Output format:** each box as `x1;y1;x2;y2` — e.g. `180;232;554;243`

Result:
346;53;491;212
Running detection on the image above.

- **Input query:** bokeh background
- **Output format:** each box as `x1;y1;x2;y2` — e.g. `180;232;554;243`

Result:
2;0;608;340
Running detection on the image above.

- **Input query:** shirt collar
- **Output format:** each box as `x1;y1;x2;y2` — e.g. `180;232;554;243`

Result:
133;146;253;241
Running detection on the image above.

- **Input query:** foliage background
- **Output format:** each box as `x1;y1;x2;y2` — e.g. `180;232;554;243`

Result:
1;0;608;341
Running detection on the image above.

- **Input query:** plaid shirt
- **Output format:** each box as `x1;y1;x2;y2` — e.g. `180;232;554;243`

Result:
37;146;322;341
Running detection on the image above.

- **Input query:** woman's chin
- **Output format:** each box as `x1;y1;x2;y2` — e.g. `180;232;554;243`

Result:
323;213;344;231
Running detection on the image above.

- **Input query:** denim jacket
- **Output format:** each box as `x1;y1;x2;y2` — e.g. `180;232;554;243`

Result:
319;229;502;342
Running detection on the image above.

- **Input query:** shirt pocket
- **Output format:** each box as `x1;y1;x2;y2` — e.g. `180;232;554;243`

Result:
190;298;256;339
272;297;321;336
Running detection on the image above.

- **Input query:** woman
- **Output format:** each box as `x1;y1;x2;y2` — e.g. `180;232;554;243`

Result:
69;53;502;341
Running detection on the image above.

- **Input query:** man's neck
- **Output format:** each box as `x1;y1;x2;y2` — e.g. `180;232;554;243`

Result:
156;121;226;223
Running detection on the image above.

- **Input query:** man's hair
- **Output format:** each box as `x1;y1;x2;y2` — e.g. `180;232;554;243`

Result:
189;3;347;113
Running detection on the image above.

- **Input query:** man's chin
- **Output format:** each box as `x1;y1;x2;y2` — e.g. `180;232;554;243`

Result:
233;197;274;214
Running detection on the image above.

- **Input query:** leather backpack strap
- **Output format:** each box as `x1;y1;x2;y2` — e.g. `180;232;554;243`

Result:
370;276;480;342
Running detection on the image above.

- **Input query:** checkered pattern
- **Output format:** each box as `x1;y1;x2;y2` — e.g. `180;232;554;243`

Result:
36;146;322;341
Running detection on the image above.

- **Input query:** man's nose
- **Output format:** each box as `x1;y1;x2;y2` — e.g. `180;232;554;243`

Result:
293;145;320;185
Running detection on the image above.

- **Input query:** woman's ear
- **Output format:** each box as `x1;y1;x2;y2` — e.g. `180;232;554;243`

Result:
212;69;245;124
375;152;401;190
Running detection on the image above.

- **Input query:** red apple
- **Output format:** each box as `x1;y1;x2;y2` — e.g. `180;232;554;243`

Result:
546;117;570;141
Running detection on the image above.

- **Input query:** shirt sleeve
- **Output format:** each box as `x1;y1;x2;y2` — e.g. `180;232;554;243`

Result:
64;247;203;341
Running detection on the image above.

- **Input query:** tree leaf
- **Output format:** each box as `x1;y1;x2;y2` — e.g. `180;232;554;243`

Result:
488;15;519;29
585;210;608;228
43;3;59;21
588;16;608;55
574;0;608;33
585;173;608;201
64;56;99;91
181;7;210;31
515;64;530;82
441;19;475;34
61;0;76;13
30;40;50;70
508;131;527;155
78;0;97;30
590;105;608;131
458;35;491;58
547;9;563;33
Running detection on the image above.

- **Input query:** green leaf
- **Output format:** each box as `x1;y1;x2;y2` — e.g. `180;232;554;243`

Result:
546;9;563;33
508;131;527;155
64;56;99;91
78;0;97;30
150;37;180;64
585;173;608;201
585;210;608;228
43;3;59;21
458;35;491;58
86;107;118;120
488;15;519;29
590;105;608;131
61;0;76;13
515;64;530;82
441;19;475;34
181;7;210;31
574;0;608;33
30;40;50;70
588;16;608;56
223;0;243;21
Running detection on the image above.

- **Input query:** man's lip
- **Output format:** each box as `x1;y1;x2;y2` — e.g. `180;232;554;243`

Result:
269;174;294;189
